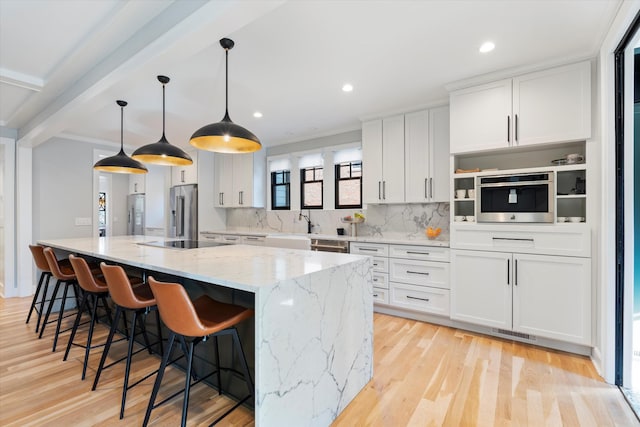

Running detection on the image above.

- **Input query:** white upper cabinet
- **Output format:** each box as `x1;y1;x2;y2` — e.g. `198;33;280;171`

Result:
214;152;265;208
450;79;512;154
362;115;405;204
129;174;145;194
404;106;450;203
512;62;591;147
171;150;198;186
450;61;591;154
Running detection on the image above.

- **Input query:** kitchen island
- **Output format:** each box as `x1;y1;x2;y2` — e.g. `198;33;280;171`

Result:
38;236;373;427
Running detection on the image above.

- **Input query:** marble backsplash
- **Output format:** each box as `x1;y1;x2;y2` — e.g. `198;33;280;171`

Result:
226;203;450;242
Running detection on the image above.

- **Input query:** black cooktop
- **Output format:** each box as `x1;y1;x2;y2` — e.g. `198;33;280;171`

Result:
144;240;230;249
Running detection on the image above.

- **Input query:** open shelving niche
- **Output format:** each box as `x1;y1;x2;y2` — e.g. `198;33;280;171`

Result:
450;141;587;223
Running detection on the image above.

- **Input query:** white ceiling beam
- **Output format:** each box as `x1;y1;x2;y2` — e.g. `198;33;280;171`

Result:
17;0;286;148
0;68;43;92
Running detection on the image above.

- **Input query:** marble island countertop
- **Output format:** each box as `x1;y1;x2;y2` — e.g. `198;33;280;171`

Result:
38;235;370;293
39;235;373;427
200;229;450;247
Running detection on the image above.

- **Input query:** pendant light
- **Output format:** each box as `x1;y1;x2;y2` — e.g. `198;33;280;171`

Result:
189;38;262;153
93;100;148;174
132;76;193;166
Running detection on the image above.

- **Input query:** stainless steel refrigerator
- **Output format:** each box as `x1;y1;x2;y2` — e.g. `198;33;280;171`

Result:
169;184;198;240
127;194;145;235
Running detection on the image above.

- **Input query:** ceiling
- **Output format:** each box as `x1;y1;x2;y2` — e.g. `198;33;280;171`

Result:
0;0;622;151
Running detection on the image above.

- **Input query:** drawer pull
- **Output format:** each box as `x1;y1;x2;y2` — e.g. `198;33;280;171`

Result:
373;293;379;298
406;295;430;302
406;251;430;255
359;248;379;252
492;237;534;242
245;237;260;240
406;270;429;275
373;263;379;267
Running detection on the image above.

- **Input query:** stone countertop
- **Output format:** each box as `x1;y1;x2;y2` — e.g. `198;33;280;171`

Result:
200;229;450;248
38;235;370;293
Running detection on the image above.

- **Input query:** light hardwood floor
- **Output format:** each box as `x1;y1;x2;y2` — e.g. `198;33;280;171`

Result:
1;296;638;426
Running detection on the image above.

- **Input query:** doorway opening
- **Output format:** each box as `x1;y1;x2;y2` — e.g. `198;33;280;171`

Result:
615;9;640;418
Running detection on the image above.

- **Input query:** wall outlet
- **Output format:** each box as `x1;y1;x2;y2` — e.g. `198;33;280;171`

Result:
74;217;92;226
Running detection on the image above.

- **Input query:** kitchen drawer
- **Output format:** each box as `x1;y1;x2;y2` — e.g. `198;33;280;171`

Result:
372;287;389;305
389;245;449;262
372;272;389;289
390;282;450;316
350;242;389;257
201;233;223;241
389;258;450;289
221;235;242;244
242;235;265;246
371;257;389;274
451;224;590;257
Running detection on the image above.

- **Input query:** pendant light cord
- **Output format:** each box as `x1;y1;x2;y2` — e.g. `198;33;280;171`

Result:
225;47;229;116
120;105;124;153
162;83;166;137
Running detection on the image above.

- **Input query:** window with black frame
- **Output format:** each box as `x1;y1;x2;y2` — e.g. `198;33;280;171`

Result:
301;166;323;209
335;161;362;209
271;170;290;210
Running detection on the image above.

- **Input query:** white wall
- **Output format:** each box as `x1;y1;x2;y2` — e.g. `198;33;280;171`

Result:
33;137;128;240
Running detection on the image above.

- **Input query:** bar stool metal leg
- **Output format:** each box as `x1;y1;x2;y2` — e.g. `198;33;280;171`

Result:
143;332;177;427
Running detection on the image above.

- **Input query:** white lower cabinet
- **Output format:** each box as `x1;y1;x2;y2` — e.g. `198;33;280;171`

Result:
450;249;591;345
389;283;449;316
351;242;450;317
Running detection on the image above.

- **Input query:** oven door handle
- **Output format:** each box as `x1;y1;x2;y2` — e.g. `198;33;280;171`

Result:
479;181;551;188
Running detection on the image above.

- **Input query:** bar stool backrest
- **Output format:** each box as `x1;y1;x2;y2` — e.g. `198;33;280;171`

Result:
43;247;75;281
100;263;154;309
69;255;105;293
29;245;50;272
148;277;206;337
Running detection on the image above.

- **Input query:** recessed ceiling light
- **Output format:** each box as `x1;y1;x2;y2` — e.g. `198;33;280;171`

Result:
479;41;495;53
253;111;263;118
342;83;353;92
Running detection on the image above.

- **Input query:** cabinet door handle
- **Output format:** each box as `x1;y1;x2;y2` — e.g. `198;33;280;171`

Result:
378;181;382;200
406;270;429;276
219;192;224;206
507;116;511;144
425;178;428;199
429;177;433;199
515;114;519;143
507;258;510;285
181;170;185;183
383;181;386;200
406;295;430;302
515;259;518;286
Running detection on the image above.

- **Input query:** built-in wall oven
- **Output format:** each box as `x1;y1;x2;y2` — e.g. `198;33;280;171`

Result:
477;172;554;223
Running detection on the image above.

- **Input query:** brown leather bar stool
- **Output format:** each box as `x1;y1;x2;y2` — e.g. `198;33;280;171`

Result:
26;244;71;333
92;262;163;419
63;255;114;380
143;277;255;427
39;247;82;351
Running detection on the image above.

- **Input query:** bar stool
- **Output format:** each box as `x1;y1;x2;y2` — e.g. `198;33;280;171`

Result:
92;262;163;419
26;244;71;333
143;276;255;427
39;247;82;352
63;255;114;380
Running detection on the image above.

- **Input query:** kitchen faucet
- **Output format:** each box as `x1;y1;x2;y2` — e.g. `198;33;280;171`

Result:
299;211;312;234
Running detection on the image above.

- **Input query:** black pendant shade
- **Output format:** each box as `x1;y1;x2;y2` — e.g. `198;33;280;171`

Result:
189;38;262;154
132;76;193;166
93;100;148;174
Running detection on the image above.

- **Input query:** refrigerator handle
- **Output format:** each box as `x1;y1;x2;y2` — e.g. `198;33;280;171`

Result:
176;196;185;237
